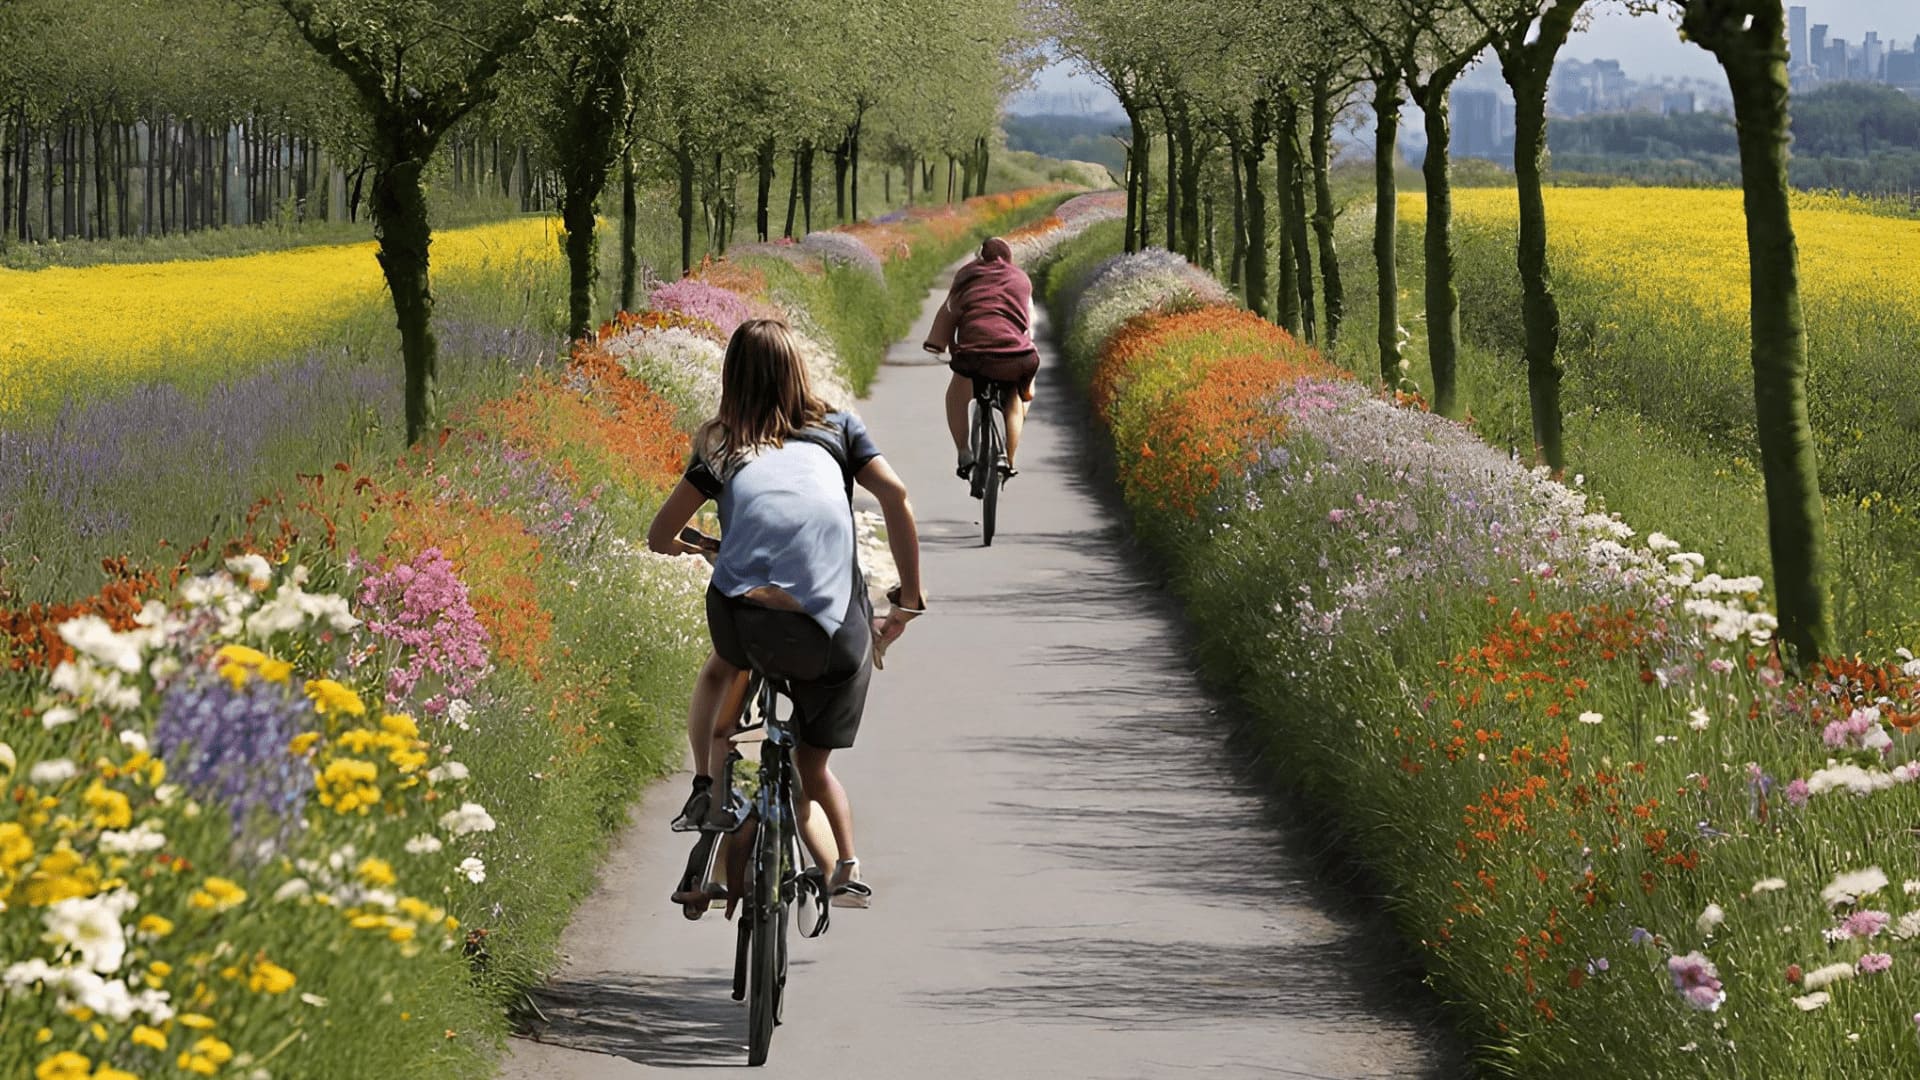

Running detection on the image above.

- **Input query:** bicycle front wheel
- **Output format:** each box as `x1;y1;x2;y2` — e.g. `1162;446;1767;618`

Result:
746;776;786;1064
980;405;1003;546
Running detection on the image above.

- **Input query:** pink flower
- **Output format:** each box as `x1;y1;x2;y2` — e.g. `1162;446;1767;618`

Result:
1858;952;1894;975
1668;951;1725;1012
1785;779;1810;807
1844;910;1891;939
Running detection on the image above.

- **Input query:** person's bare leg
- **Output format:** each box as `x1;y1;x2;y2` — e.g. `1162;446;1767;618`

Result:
794;797;839;874
686;654;740;777
945;373;972;459
705;667;751;793
795;745;856;872
1003;394;1029;468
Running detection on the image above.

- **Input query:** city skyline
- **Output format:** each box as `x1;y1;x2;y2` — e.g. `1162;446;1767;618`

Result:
1014;2;1920;116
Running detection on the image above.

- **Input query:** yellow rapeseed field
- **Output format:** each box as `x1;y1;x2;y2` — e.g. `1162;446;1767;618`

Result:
1403;187;1920;324
0;217;564;413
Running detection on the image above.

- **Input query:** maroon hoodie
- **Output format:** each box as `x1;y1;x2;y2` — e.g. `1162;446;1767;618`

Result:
925;243;1036;359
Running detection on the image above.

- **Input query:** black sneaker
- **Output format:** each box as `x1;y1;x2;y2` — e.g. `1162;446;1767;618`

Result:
670;785;711;833
956;456;974;482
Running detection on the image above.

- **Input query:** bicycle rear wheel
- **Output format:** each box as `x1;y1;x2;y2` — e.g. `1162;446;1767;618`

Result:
745;763;786;1064
980;404;1003;546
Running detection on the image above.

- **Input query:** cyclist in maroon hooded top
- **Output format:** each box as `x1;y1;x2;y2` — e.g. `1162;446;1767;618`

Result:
922;237;1039;481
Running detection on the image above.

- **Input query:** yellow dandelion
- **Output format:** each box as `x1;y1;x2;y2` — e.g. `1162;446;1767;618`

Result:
304;679;366;717
188;876;247;912
131;1024;167;1050
380;713;420;739
33;1051;91;1080
248;959;297;995
357;857;397;887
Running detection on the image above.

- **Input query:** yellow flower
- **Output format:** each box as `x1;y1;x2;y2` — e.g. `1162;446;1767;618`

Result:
88;1021;107;1042
34;1051;91;1080
176;1053;217;1077
190;1038;232;1065
82;781;133;830
188;876;247;912
388;923;416;943
248;959;297;995
388;748;428;774
303;679;366;717
380;713;420;739
357;857;396;887
137;915;174;939
288;732;321;756
131;1024;168;1050
349;913;387;930
22;845;99;905
214;644;294;688
0;821;33;869
176;1013;216;1030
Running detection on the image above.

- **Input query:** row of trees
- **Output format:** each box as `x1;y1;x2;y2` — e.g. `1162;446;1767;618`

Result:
1049;0;1832;664
0;0;1037;442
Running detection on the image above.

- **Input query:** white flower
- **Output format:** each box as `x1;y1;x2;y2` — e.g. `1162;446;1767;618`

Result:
129;985;174;1022
300;992;328;1007
1863;725;1894;754
1688;707;1711;731
226;553;274;590
1905;879;1920;897
1803;962;1857;991
404;834;444;856
1895;912;1920;941
1696;903;1726;935
1578;711;1604;725
153;783;180;805
1792;991;1831;1011
1822;866;1890;908
98;823;167;856
426;761;469;784
1807;763;1897;798
1750;877;1787;895
439;802;496;836
58;615;145;673
445;699;473;731
29;759;78;786
41;706;78;730
272;879;311;903
118;729;149;754
42;890;138;973
457;857;487;884
0;741;12;774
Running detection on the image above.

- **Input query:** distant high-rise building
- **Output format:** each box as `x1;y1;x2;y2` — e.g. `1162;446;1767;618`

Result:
1662;91;1698;116
1828;38;1851;80
1811;24;1828;65
1451;88;1508;162
1888;48;1920;89
1789;6;1809;69
1865;32;1884;80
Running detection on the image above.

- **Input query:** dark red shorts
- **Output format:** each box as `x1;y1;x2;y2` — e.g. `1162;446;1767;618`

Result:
950;348;1039;401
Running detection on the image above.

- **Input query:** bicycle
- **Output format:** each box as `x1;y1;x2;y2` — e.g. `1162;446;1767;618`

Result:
967;377;1018;546
670;533;826;1066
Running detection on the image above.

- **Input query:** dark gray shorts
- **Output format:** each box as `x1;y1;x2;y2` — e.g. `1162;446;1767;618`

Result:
705;571;873;750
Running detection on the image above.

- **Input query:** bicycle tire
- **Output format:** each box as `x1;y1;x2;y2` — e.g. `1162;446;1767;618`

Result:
968;399;988;501
745;758;785;1065
981;404;1003;546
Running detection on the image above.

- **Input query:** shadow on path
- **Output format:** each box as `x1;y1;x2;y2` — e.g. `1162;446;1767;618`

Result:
515;972;751;1070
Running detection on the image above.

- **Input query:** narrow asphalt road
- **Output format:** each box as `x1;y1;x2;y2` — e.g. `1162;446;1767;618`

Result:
501;268;1459;1079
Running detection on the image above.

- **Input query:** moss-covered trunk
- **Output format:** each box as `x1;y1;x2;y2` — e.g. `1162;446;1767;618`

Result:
677;136;694;275
755;136;774;242
1243;97;1271;319
369;153;437;444
1309;73;1344;353
619;151;638;312
1419;91;1462;417
1372;77;1404;387
1280;100;1316;343
1686;0;1834;664
1511;71;1563;472
1228;137;1245;288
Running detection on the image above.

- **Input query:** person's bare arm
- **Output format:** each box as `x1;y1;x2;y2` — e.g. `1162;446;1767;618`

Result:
646;479;712;556
855;456;924;610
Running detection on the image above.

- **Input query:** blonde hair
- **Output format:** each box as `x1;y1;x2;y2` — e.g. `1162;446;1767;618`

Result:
701;318;830;464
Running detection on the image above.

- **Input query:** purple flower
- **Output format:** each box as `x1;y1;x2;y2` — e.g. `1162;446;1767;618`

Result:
154;675;313;846
1785;779;1811;807
1587;957;1610;975
1858;952;1894;975
1629;926;1655;946
1668;951;1726;1012
357;548;491;712
1843;910;1891;939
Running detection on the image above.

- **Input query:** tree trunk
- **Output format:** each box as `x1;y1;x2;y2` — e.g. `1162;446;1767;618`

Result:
1176;114;1200;259
946;155;956;202
620;151;639;313
1136;124;1152;251
677;136;695;276
1373;77;1404;387
1687;0;1833;664
369;153;439;445
1203;187;1215;271
1243;98;1271;319
1419;88;1462;417
1123;105;1142;254
849;118;862;221
1280;101;1316;342
1310;73;1345;352
755;136;774;242
832;135;849;222
978;135;991;193
1511;68;1564;472
801;142;814;233
1228;138;1245;287
784;146;802;238
1162;109;1178;250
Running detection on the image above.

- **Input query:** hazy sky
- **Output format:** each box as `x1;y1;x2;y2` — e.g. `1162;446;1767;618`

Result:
1013;1;1920;114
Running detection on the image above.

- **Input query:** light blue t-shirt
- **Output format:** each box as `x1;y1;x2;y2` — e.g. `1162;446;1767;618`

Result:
686;411;881;636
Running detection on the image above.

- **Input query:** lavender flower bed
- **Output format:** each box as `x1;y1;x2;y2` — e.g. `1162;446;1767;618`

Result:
798;230;886;283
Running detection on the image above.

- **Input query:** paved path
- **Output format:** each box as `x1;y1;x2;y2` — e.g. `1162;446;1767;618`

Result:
502;269;1459;1079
